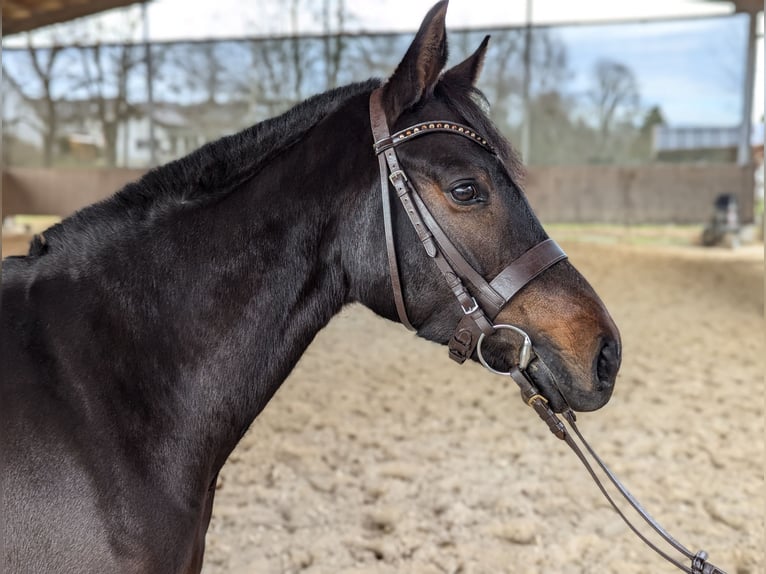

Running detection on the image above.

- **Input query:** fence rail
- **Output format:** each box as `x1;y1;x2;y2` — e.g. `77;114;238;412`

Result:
3;164;753;224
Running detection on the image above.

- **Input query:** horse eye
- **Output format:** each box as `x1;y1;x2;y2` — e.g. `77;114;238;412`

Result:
450;184;478;203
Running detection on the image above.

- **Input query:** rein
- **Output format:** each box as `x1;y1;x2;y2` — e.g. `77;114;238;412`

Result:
369;88;727;574
478;329;727;574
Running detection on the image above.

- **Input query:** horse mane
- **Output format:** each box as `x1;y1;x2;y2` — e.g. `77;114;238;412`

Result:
29;78;382;257
27;75;520;259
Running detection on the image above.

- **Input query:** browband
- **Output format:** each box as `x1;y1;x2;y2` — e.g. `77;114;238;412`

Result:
374;120;497;155
369;87;567;363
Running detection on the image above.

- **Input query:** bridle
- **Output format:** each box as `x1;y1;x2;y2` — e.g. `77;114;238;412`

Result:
369;88;566;364
368;87;727;574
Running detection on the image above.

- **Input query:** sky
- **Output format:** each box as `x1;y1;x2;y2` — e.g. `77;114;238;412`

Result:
3;0;763;124
4;0;740;40
556;16;750;126
118;0;738;38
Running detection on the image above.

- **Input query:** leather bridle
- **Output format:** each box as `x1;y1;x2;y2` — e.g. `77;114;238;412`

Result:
369;88;567;364
368;87;727;574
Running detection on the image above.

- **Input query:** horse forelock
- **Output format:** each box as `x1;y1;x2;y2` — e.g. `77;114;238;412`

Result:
434;78;524;184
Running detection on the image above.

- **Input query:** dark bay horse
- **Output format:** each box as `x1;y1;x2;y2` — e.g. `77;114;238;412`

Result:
1;2;620;572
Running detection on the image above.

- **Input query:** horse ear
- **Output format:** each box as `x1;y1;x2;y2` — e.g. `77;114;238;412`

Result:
441;35;490;89
382;0;449;121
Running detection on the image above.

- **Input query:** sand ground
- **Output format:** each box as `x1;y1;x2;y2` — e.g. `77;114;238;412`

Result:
201;239;763;574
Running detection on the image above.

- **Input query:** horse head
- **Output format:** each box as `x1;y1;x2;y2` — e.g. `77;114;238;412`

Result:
357;1;621;412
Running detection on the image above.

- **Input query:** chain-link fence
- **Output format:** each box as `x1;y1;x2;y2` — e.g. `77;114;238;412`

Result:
1;14;748;169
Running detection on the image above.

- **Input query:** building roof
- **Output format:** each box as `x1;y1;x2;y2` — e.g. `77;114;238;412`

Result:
653;126;741;151
5;1;759;37
3;0;142;35
700;0;762;13
653;123;764;150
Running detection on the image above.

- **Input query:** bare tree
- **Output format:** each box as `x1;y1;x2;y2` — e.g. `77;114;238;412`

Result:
462;28;572;160
4;12;151;168
589;59;640;146
289;0;304;102
463;29;525;139
162;41;232;105
320;0;346;89
284;0;350;97
228;0;353;122
74;41;145;166
529;30;571;96
2;35;65;166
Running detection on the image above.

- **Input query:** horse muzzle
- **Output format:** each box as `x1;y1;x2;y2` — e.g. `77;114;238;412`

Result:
477;324;621;413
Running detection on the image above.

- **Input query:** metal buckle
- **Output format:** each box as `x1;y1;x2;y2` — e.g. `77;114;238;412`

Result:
388;169;407;185
476;324;534;375
461;296;479;315
526;393;548;407
692;551;709;574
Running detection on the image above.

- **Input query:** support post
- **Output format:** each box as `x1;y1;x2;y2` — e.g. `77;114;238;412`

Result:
520;0;532;164
737;9;758;166
142;1;157;167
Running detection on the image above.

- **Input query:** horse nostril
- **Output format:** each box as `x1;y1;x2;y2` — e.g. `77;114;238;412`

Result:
596;338;621;389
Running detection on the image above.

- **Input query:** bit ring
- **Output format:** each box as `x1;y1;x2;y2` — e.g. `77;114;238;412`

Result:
477;324;533;376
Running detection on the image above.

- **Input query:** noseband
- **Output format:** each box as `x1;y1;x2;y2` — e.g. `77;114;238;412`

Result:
368;88;726;574
369;88;567;363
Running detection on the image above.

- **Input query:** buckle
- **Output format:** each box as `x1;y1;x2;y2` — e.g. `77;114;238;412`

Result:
448;347;468;364
526;393;548;407
448;328;473;364
461;296;479;315
388;169;408;185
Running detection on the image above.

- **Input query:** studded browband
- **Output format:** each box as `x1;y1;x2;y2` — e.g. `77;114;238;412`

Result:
374;120;497;155
369;88;567;363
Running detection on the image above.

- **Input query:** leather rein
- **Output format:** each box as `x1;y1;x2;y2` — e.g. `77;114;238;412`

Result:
369;88;726;574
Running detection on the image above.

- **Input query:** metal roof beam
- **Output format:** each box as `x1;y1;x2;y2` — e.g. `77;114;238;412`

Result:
3;0;142;35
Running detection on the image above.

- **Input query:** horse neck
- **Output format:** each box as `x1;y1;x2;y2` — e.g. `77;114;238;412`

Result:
47;99;374;498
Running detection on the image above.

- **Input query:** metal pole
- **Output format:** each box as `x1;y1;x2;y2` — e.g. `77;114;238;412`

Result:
737;9;757;166
520;0;532;163
142;1;157;167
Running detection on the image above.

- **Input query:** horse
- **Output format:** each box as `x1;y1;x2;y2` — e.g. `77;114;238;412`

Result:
0;2;621;572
